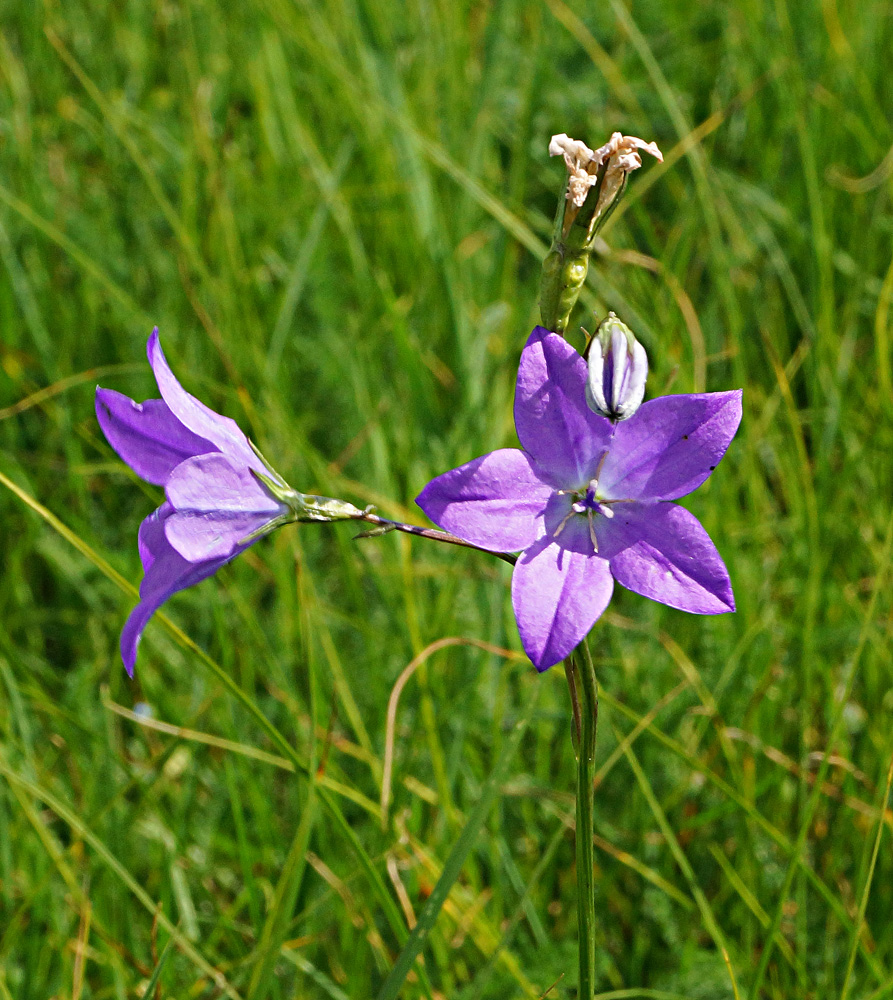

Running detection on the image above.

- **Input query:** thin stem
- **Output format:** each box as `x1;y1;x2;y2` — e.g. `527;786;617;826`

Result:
568;640;599;999
354;511;518;565
564;658;582;757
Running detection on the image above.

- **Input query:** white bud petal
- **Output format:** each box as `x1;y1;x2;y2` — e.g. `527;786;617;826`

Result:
585;314;648;421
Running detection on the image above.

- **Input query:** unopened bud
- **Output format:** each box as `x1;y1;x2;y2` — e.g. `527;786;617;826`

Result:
585;313;648;421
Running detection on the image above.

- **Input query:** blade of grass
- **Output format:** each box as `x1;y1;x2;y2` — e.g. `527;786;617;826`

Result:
142;933;176;1000
44;26;212;289
0;466;416;965
280;951;352;1000
246;781;318;1000
606;0;742;338
874;253;893;414
708;844;799;973
592;992;691;1000
0;364;143;422
0;182;145;321
266;138;355;378
103;697;380;817
750;509;893;997
839;750;893;999
0;214;52;363
598;687;887;985
455;819;567;1000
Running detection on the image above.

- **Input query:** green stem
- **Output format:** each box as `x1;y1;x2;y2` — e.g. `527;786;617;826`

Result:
538;168;629;335
354;510;518;565
569;641;599;999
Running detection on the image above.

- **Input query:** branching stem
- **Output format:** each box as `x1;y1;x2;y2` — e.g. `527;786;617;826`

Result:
353;510;518;565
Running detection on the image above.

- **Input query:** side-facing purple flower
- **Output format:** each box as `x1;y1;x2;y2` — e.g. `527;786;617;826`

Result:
96;329;295;675
417;327;742;671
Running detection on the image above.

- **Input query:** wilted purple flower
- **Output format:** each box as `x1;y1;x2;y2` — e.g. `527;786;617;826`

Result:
586;313;648;421
417;327;741;671
96;329;295;675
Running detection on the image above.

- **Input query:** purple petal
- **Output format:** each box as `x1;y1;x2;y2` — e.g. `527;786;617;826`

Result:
164;453;287;560
96;388;216;485
416;449;552;552
597;501;734;613
511;538;614;671
166;453;284;515
165;510;283;561
514;327;613;489
120;504;241;675
147;329;261;474
598;391;742;501
138;500;173;573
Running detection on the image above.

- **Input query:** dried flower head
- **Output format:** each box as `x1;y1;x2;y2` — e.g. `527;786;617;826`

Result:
549;130;663;211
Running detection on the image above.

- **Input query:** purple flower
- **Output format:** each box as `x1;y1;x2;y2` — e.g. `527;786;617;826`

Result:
416;327;742;671
96;329;292;675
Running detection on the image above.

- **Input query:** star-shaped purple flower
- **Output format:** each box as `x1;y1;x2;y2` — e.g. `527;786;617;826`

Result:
96;329;292;675
416;327;742;671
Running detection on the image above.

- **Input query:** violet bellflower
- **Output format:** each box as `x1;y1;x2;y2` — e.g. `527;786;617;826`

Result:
96;329;361;675
416;327;742;671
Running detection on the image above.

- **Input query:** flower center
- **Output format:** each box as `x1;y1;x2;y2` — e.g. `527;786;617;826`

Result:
570;479;615;520
554;477;615;553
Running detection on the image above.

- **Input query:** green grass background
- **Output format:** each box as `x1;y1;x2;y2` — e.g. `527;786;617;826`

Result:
1;0;892;997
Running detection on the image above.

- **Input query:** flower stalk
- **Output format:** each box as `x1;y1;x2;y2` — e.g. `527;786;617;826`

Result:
569;640;599;999
353;510;518;565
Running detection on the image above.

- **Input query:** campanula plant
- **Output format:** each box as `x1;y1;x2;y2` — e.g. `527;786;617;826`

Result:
94;129;741;999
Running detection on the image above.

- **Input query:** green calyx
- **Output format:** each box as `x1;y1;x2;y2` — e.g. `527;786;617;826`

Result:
291;493;368;523
249;458;367;526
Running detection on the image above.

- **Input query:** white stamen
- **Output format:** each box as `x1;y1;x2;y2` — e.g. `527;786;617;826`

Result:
587;511;599;552
592;450;609;486
553;509;576;538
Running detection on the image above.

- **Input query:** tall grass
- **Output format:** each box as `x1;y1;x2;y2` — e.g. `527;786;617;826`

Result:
0;0;891;996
